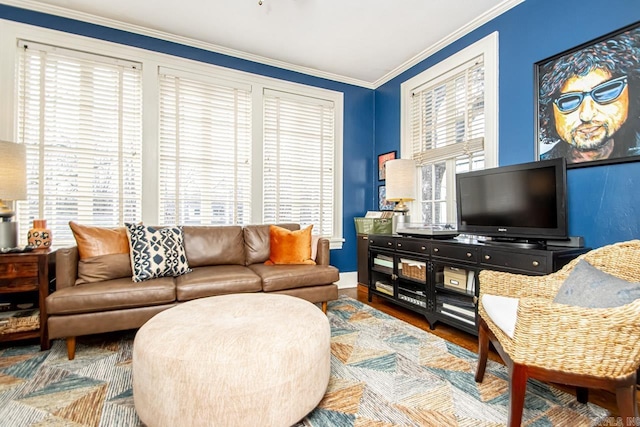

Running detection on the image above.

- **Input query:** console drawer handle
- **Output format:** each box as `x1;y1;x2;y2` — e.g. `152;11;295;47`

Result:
433;248;439;253
398;243;402;247
532;261;539;267
466;252;472;258
484;255;491;260
388;242;393;246
421;246;426;250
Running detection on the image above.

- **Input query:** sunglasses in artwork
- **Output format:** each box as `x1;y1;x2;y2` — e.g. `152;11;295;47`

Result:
553;76;628;113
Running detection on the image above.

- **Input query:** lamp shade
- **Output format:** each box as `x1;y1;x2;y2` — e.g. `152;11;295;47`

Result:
385;159;416;202
0;141;27;201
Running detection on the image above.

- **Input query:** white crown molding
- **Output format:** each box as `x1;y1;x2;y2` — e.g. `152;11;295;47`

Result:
1;0;522;89
0;0;375;89
372;0;524;88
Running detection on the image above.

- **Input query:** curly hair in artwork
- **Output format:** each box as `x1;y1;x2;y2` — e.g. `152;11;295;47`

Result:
538;26;640;150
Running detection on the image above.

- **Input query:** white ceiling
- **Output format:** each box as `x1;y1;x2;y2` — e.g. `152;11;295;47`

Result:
6;0;521;88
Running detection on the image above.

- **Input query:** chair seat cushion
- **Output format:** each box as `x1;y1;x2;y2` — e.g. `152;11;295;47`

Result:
482;294;519;338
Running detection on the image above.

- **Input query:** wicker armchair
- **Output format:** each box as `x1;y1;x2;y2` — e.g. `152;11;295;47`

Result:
475;240;640;427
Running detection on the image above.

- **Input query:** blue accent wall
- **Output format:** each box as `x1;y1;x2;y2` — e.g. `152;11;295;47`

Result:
375;0;640;251
2;0;639;273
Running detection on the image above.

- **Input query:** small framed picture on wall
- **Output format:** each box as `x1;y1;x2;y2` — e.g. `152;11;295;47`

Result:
378;151;396;180
379;185;395;211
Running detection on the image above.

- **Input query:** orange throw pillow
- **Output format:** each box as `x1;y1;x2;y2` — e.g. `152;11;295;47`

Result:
69;221;130;260
265;225;316;265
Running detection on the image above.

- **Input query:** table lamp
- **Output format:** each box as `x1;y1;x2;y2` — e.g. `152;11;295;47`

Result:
0;141;27;248
385;158;416;234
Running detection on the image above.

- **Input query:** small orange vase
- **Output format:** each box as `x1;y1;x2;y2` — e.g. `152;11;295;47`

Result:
27;219;52;250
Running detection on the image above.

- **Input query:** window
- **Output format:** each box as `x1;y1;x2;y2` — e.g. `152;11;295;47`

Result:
158;69;252;225
401;33;498;225
16;41;142;247
5;22;344;249
263;90;335;236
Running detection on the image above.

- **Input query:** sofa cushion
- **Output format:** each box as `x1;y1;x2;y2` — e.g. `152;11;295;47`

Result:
243;223;299;265
270;284;339;305
175;265;262;302
182;226;245;267
70;221;132;284
553;259;640;308
126;224;191;282
265;225;315;265
77;253;133;284
46;276;176;315
249;263;339;292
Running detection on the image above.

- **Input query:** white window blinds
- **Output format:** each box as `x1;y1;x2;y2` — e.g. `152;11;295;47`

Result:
263;89;335;236
158;69;252;225
16;41;142;247
409;55;486;225
410;55;485;165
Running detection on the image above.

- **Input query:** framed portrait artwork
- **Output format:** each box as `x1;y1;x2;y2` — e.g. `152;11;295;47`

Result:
378;151;396;180
535;20;640;169
378;185;395;211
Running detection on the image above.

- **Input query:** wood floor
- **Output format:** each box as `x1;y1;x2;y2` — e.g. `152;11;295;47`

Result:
342;284;638;418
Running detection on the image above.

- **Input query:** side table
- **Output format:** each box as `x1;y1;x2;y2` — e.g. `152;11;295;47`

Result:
0;250;54;350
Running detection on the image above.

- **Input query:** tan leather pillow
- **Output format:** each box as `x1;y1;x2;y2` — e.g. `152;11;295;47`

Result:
69;221;132;285
69;221;130;260
265;225;316;265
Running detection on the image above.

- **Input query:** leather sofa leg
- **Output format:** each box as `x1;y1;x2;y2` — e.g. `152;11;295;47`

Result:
322;301;327;314
66;337;76;360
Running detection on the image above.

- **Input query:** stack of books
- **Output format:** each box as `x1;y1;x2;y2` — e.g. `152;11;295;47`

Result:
373;255;393;274
374;281;393;296
437;293;475;325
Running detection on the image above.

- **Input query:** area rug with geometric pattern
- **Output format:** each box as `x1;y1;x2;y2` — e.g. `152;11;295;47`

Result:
0;295;609;426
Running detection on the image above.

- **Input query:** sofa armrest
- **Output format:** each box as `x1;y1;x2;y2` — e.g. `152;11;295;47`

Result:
316;237;330;265
56;246;79;290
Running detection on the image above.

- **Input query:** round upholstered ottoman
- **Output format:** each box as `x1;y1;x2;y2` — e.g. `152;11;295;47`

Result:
132;293;331;427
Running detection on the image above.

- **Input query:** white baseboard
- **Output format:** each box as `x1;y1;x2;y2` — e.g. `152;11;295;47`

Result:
337;271;357;289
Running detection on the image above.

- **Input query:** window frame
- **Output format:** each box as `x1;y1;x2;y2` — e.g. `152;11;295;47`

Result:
0;20;344;248
400;32;499;223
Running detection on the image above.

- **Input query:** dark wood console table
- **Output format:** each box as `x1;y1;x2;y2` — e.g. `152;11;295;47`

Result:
368;235;588;335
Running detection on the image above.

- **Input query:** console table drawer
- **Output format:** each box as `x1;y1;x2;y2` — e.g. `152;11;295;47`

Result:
481;249;547;273
396;239;430;255
369;236;396;249
431;243;478;263
0;262;39;280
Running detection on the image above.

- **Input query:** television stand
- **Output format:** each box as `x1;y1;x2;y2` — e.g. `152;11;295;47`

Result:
478;238;546;250
367;234;589;336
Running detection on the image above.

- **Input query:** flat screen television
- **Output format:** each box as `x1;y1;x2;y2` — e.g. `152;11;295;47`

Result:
455;158;568;245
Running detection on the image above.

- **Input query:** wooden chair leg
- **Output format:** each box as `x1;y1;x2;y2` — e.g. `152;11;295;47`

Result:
576;386;589;404
322;301;328;314
66;337;76;360
615;384;638;425
475;319;489;382
508;363;528;427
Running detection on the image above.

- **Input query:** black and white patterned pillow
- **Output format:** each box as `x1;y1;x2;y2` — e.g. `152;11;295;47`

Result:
125;223;191;282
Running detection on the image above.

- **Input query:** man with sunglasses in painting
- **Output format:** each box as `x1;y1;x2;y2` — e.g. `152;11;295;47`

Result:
538;27;640;164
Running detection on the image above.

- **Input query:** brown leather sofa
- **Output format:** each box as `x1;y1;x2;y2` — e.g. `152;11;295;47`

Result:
47;224;339;359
